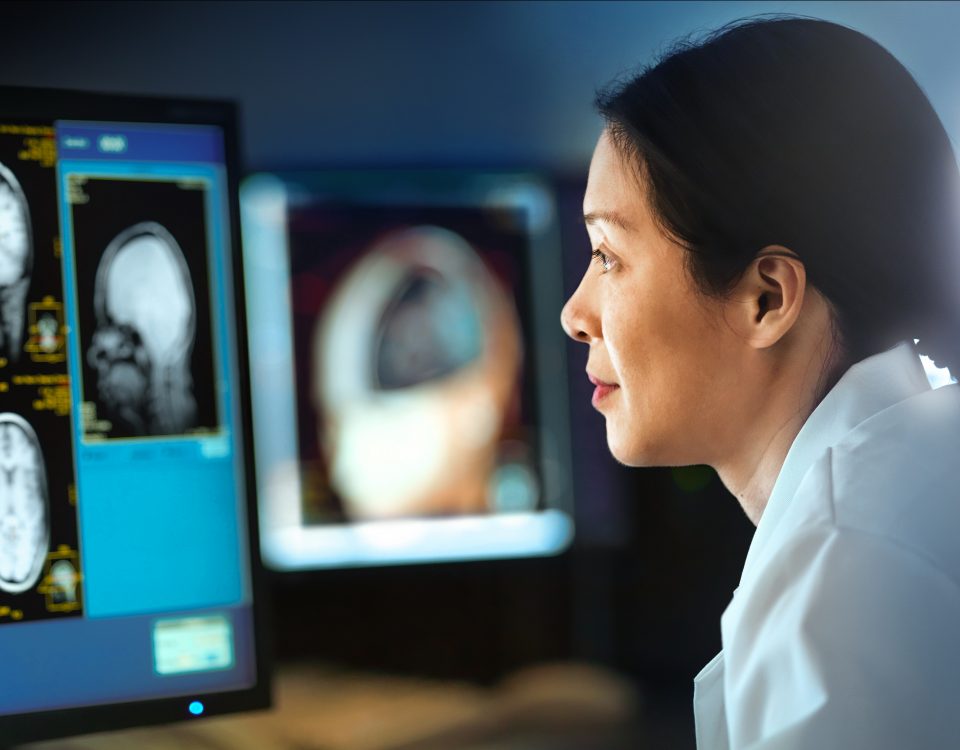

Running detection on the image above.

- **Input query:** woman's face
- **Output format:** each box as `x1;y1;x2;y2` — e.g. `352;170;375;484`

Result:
561;132;745;467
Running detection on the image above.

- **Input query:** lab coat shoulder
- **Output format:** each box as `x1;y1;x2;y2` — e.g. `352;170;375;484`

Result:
829;380;960;587
720;383;960;749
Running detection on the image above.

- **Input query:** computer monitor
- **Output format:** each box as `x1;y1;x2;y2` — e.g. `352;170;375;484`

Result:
0;87;268;745
241;171;574;570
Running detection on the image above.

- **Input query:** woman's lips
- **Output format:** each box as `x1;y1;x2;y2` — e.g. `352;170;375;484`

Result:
588;373;620;408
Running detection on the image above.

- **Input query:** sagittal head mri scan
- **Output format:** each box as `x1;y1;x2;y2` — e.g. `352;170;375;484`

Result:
87;221;198;436
49;559;78;604
0;162;33;363
313;225;522;519
0;413;50;595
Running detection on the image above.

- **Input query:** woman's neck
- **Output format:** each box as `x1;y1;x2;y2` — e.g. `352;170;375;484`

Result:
713;313;845;526
715;410;810;524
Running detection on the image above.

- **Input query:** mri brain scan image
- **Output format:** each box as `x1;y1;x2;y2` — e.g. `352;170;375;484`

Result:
0;162;32;363
49;559;78;604
87;222;198;436
37;314;59;354
0;413;50;594
313;225;522;519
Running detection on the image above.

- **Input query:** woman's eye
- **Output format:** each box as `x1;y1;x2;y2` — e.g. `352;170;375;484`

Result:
591;248;616;273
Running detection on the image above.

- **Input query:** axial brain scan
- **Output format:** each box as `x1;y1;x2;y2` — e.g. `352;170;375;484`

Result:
0;413;50;594
0;162;32;363
87;222;198;436
313;225;522;519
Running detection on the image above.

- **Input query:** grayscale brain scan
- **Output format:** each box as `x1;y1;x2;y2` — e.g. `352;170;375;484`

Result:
313;225;522;519
49;559;78;604
0;413;50;594
87;222;198;436
0;162;32;363
37;314;59;354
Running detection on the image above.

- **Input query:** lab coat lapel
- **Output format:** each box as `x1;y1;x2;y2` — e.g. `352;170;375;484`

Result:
739;340;930;586
694;646;729;750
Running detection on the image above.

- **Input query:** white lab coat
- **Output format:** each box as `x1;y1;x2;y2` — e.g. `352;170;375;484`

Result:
694;340;960;749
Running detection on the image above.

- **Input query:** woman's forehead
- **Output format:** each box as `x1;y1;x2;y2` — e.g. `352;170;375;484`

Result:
584;133;650;235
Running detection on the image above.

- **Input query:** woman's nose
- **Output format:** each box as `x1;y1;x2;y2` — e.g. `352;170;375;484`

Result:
560;291;593;343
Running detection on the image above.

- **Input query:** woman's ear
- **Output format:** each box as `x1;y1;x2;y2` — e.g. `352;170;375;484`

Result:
726;247;806;349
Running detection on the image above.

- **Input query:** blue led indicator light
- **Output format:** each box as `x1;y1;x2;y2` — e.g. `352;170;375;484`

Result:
189;701;204;716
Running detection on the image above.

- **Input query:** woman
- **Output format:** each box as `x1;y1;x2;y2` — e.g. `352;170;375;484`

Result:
561;17;960;749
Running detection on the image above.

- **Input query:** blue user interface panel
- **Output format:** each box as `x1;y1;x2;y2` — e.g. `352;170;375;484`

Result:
0;119;256;715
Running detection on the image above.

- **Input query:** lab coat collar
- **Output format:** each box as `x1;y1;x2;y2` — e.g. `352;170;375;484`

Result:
740;340;931;584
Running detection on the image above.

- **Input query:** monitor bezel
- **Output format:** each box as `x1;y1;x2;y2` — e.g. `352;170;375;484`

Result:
0;85;271;745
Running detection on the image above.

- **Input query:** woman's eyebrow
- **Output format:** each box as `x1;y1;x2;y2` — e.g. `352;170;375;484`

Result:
583;210;635;232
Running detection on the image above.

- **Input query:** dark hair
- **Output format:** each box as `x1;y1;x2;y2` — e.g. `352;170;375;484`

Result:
596;16;960;377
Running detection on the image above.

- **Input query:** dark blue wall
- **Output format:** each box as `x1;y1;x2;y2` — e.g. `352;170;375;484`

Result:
6;1;960;171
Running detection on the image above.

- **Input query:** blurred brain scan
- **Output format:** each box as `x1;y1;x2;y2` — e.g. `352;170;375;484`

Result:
87;222;198;436
0;413;50;594
49;559;78;604
313;225;522;519
0;162;32;363
37;314;59;353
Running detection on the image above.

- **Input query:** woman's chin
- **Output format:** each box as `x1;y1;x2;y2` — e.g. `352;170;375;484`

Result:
606;423;681;468
605;430;649;467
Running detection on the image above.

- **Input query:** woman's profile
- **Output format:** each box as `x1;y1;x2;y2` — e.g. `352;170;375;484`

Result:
561;16;960;749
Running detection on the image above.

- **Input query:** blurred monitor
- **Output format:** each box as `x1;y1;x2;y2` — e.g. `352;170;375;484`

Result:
241;171;574;570
0;87;268;744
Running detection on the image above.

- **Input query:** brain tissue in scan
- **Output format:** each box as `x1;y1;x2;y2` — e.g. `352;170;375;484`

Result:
0;413;50;594
314;225;522;519
0;162;32;363
49;559;78;604
87;222;198;436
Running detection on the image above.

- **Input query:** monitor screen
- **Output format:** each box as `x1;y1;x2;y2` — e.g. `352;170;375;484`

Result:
241;171;574;570
0;88;267;744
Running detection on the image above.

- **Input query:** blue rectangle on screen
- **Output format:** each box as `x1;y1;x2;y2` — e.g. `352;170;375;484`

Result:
79;457;243;617
56;122;224;163
55;144;249;618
